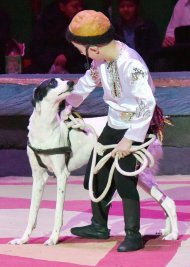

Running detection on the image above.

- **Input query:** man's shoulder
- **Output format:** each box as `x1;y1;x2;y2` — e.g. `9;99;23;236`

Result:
119;42;145;62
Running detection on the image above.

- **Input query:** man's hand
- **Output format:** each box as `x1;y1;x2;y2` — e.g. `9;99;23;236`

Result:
111;137;133;158
162;36;175;47
60;105;72;121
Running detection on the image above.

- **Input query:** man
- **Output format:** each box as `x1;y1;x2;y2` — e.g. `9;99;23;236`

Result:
66;10;156;252
163;0;190;47
154;0;190;71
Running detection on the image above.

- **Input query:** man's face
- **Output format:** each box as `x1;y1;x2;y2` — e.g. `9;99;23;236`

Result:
119;1;138;22
60;0;83;19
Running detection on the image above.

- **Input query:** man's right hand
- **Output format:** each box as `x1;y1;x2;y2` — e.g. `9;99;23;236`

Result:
162;36;175;47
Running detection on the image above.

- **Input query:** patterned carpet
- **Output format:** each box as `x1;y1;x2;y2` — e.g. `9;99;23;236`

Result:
0;174;189;267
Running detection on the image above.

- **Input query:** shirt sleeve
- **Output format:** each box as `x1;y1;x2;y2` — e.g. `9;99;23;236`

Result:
165;1;182;38
123;60;156;142
66;61;100;107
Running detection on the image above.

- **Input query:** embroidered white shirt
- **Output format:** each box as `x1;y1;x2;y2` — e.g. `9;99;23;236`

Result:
67;41;156;142
165;0;190;38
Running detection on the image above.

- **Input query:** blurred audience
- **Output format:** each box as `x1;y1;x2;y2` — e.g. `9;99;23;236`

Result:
154;0;190;71
5;39;25;74
25;0;87;74
49;54;69;74
0;7;12;73
113;0;161;70
163;0;190;47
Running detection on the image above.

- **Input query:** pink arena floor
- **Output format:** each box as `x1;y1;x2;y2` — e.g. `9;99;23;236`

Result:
0;174;190;267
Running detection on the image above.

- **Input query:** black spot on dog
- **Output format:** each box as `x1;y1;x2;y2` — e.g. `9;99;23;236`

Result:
67;80;74;89
32;78;58;107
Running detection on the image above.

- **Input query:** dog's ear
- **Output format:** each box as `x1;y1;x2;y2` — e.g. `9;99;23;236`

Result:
32;83;47;107
32;79;58;106
32;93;41;113
33;86;46;102
32;86;45;110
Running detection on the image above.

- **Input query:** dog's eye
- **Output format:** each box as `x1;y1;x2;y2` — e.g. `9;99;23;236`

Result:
49;79;57;88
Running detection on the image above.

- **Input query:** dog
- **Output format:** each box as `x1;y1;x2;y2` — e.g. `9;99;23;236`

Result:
9;78;178;244
9;78;94;245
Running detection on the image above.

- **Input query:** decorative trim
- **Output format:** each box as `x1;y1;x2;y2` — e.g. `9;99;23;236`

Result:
106;60;122;98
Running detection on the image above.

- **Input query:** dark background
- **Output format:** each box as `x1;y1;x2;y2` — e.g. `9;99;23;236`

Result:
0;0;177;55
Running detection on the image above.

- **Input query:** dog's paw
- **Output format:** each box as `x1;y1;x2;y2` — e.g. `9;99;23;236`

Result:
44;238;58;246
160;228;171;236
8;238;28;245
159;216;171;236
163;231;179;241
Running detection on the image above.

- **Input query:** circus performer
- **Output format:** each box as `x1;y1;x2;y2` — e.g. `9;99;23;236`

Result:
65;10;175;252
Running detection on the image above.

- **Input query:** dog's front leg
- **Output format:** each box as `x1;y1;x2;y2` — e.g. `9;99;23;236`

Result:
44;168;69;245
9;171;48;245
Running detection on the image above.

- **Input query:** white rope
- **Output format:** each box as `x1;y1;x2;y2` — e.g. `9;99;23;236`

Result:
66;113;156;203
89;134;156;203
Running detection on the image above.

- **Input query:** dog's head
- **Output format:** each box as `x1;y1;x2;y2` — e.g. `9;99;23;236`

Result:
32;78;74;108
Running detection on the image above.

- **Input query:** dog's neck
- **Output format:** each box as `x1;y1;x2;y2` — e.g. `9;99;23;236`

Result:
28;101;69;149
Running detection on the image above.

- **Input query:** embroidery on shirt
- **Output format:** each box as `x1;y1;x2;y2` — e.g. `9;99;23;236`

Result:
136;99;151;119
120;111;135;122
106;60;122;98
131;67;146;82
90;63;100;85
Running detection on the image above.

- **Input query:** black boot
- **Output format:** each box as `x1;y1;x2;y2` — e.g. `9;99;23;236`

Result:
71;200;110;239
117;199;144;252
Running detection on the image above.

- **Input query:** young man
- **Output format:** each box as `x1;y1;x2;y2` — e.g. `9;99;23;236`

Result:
65;10;156;252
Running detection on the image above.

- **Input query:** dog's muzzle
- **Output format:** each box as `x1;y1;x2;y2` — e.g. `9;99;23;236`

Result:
58;80;74;96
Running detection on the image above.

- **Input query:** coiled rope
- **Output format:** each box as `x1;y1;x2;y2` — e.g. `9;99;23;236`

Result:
67;113;156;203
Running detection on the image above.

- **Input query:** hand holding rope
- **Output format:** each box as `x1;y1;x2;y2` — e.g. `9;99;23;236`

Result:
62;107;156;203
88;134;156;203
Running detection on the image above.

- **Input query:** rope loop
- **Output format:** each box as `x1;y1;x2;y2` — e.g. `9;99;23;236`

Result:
65;112;156;203
89;134;156;203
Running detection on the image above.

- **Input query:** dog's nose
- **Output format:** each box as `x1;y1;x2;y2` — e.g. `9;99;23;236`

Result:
67;81;74;88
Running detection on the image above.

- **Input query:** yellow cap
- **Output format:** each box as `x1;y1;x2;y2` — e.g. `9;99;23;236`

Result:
66;10;114;45
69;10;111;37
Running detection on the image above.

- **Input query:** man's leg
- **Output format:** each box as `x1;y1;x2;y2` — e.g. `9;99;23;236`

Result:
117;198;144;251
71;198;112;239
114;153;144;252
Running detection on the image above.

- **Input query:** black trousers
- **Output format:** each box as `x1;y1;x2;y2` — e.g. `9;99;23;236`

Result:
84;124;141;201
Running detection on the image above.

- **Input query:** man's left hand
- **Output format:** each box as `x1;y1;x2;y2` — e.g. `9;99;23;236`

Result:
111;137;133;158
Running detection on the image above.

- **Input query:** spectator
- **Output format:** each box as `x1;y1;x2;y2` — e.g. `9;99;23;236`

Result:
26;0;87;74
163;0;190;47
113;0;161;70
49;54;69;74
154;0;190;71
0;7;12;73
